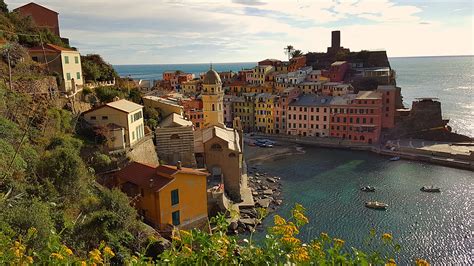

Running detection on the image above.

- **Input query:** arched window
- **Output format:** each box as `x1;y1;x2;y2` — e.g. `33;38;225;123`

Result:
212;104;215;111
228;153;236;158
211;143;222;151
170;134;180;139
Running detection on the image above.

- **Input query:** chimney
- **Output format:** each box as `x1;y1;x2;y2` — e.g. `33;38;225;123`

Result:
177;161;182;170
332;30;341;49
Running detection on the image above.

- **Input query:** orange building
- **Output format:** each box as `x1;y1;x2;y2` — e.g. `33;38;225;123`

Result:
182;98;204;129
346;91;383;144
115;162;209;231
288;56;306;72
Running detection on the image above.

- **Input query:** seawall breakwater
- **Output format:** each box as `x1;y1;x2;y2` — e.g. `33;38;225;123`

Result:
248;134;473;171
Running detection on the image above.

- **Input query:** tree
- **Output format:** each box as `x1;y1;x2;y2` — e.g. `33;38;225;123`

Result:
291;49;304;58
0;0;8;14
284;45;294;60
81;54;118;82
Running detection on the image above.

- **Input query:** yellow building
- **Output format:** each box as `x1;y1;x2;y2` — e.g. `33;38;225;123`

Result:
115;161;209;231
201;68;224;128
182;79;202;95
29;43;83;93
83;99;144;151
254;93;276;134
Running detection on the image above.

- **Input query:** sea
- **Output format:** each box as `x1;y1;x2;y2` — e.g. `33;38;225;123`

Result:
114;56;474;138
114;56;474;264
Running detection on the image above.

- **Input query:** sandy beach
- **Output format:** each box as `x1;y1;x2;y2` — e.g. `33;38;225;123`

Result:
244;139;305;165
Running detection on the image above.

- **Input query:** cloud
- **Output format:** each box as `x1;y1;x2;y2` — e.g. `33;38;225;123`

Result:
6;0;473;64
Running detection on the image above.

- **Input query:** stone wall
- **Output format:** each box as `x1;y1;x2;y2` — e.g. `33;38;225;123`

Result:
12;76;58;95
155;127;196;167
127;137;160;166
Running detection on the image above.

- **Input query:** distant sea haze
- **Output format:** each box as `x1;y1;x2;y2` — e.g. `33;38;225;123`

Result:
114;56;474;137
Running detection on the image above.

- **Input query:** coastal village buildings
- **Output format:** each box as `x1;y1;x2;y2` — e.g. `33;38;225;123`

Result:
28;43;83;93
287;95;332;137
143;95;184;118
83;99;145;150
114;162;208;230
146;31;402;152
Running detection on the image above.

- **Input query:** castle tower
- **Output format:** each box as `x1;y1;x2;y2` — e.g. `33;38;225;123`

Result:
202;67;224;128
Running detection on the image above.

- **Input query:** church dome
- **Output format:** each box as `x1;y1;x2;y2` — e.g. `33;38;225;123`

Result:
203;68;222;85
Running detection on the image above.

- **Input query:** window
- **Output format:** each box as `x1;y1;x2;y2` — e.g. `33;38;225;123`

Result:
32;56;39;62
211;143;222;151
132;131;135;140
66;73;71;80
102;116;108;120
90;116;96;120
172;210;180;226
171;189;179;205
76;72;81;80
74;56;79;64
64;56;69;64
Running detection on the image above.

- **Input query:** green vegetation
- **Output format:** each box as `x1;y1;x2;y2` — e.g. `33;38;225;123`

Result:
81;54;118;82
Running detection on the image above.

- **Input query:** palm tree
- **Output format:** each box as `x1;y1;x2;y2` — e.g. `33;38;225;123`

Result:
284;45;294;60
291;49;304;58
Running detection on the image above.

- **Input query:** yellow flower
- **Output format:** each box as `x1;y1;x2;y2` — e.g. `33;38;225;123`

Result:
382;233;393;241
281;236;301;246
274;215;286;226
179;230;192;238
386;258;397;266
293;211;309;225
415;258;430;266
291;246;310;262
13;248;21;257
311;242;322;251
62;245;73;256
89;249;103;263
51;252;65;260
104;246;115;257
26;256;33;264
333;238;345;247
81;261;87;266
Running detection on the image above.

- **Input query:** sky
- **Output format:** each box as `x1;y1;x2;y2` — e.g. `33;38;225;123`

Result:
6;0;474;65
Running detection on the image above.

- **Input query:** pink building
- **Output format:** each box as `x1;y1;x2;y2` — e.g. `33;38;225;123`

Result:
274;87;301;134
287;95;333;137
330;92;383;144
377;85;399;129
324;61;349;82
182;99;203;129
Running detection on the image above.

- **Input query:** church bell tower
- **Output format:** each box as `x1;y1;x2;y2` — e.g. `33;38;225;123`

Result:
201;66;224;128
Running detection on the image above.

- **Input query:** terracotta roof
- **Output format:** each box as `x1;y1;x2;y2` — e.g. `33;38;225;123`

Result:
29;43;75;53
115;162;173;192
157;165;209;176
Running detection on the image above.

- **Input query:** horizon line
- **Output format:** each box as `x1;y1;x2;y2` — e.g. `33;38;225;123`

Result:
112;54;473;66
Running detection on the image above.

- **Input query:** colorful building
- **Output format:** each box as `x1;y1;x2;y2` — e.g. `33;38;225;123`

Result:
83;99;145;151
287;95;332;137
325;61;349;82
29;43;83;93
254;93;276;134
329;94;357;139
288;56;306;72
115;162;208;231
274;87;300;134
182;79;202;95
377;85;399;129
143;95;184;118
201;68;224;128
232;93;256;132
182;98;204;129
346;91;383;143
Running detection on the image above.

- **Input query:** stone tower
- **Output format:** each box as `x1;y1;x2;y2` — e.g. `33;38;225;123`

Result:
202;67;224;128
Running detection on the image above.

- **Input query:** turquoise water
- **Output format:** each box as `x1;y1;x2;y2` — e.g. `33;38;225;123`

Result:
252;147;473;264
115;56;474;137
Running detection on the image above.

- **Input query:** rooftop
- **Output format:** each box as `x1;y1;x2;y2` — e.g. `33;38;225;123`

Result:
356;91;382;100
289;94;333;107
158;113;193;128
29;43;76;53
331;61;347;66
106;99;143;113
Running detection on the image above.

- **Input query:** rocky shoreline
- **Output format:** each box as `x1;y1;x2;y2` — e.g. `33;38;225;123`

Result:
231;166;284;234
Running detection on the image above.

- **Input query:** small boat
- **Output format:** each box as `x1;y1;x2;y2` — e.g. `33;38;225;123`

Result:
365;201;388;210
389;156;400;161
420;186;441;192
360;186;375;192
